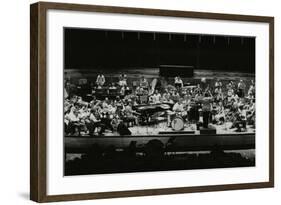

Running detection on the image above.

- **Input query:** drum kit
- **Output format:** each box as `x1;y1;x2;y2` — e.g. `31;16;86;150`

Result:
171;116;185;131
167;110;187;131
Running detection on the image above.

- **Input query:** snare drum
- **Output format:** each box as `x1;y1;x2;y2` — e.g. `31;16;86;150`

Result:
171;116;184;131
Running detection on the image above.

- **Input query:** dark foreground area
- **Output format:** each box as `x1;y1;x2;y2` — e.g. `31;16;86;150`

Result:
65;149;255;176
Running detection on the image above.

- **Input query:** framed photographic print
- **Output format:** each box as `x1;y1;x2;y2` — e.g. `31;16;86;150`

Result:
30;1;274;202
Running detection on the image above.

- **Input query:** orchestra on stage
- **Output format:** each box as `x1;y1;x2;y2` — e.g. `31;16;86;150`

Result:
64;74;255;136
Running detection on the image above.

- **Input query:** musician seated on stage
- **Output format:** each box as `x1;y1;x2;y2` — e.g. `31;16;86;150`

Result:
119;73;127;87
226;81;235;90
214;87;224;102
170;90;180;103
231;104;247;132
245;99;255;127
140;76;149;90
194;84;203;95
64;75;256;135
135;86;149;97
215;79;222;88
96;73;105;87
172;98;188;120
204;85;213;98
173;99;184;112
64;106;84;136
86;109;106;136
174;76;183;90
114;96;124;116
248;84;255;99
64;80;76;99
237;79;246;98
97;98;116;132
122;99;139;127
149;89;162;104
161;89;172;103
108;83;117;90
211;100;225;125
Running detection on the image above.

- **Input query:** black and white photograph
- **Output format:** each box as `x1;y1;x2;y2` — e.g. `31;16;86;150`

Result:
63;28;256;176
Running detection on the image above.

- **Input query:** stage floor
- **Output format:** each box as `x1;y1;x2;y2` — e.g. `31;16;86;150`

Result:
81;122;255;137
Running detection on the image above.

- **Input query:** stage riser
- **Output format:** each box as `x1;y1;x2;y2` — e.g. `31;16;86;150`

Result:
65;133;255;153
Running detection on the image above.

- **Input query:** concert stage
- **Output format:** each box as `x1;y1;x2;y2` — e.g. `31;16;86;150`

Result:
63;28;257;176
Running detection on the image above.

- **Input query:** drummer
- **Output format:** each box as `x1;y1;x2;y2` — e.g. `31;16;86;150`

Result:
172;98;188;119
173;98;184;112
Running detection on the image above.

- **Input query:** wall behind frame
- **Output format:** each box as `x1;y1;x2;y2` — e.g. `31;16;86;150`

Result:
0;0;279;205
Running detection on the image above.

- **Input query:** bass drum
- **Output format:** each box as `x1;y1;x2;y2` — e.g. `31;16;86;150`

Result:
171;116;184;131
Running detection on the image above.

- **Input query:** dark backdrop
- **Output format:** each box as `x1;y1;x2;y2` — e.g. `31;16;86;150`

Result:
64;28;255;73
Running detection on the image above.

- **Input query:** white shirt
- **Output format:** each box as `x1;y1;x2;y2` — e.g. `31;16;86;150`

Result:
152;93;161;103
89;113;100;122
65;112;80;123
96;75;105;85
173;103;184;112
175;78;183;85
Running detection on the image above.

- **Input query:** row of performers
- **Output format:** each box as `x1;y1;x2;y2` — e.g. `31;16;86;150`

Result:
64;93;255;136
92;85;254;108
66;76;255;106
